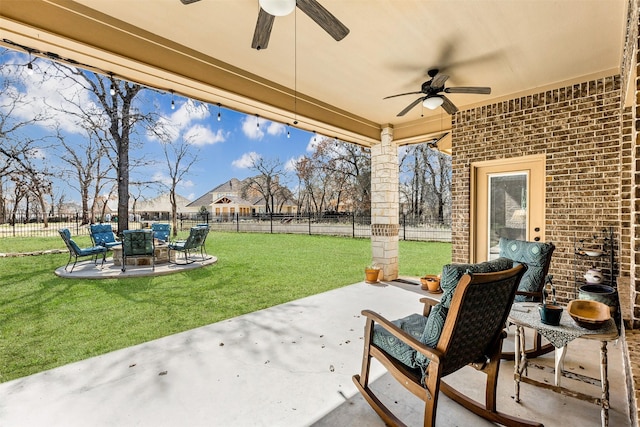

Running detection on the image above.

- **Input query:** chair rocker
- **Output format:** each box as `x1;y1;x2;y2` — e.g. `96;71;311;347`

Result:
58;228;107;273
353;265;542;427
498;238;556;361
168;226;210;264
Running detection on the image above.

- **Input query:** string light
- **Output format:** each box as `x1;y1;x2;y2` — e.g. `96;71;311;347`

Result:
313;131;316;142
108;73;116;96
217;103;222;121
170;90;175;110
256;114;260;128
26;52;33;75
286;124;290;139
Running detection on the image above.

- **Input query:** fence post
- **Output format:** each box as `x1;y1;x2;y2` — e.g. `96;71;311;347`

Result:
308;211;311;235
352;211;355;238
236;212;239;232
76;212;80;235
270;211;273;234
403;213;406;241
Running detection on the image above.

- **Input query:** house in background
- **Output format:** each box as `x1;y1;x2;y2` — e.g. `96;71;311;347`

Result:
187;177;297;221
135;193;195;221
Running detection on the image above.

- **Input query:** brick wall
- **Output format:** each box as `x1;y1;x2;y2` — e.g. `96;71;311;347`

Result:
451;76;624;306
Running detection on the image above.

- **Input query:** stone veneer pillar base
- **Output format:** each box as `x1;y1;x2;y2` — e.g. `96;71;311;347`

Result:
370;126;399;280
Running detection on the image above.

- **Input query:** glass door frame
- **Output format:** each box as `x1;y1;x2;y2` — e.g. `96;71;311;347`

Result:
470;154;546;263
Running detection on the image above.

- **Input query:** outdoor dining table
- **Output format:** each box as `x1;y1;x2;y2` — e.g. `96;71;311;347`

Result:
508;302;619;427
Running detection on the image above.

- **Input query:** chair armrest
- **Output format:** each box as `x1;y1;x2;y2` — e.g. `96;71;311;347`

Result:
419;297;439;316
515;290;542;299
361;309;443;363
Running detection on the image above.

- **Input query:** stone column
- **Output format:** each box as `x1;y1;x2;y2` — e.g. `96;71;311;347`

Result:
370;126;399;280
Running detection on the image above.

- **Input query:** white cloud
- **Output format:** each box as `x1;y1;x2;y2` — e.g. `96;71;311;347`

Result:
285;155;304;172
232;151;261;169
151;173;195;190
148;99;211;143
267;122;285;136
151;171;172;187
306;134;320;152
242;115;264;140
184;125;226;146
0;59;99;135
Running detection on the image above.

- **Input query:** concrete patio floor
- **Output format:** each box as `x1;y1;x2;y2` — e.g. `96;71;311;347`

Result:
0;280;631;426
53;255;218;279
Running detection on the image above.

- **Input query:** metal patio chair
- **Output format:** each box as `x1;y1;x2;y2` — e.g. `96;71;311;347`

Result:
168;226;210;264
59;228;107;273
89;223;121;250
121;229;155;272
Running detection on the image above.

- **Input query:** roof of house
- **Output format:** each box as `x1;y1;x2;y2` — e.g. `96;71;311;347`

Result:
137;193;193;212
187;178;243;208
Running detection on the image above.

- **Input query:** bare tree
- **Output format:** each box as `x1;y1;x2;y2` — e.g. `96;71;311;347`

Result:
294;137;371;214
54;129;111;224
399;144;452;223
0;49;51;222
48;64;157;233
243;156;286;214
158;134;199;238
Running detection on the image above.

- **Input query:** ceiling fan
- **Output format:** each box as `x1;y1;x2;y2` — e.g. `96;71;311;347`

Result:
384;69;491;116
180;0;349;50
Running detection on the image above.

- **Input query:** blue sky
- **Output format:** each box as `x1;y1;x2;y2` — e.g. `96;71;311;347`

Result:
138;94;317;201
2;50;320;204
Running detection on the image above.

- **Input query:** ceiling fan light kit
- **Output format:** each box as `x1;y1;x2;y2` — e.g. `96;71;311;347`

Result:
384;69;491;116
423;96;444;110
259;0;296;16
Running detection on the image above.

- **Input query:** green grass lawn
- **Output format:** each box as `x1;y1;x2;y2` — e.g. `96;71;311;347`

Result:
0;232;450;383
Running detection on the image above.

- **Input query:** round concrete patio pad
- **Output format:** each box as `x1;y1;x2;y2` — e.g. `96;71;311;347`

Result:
54;255;217;279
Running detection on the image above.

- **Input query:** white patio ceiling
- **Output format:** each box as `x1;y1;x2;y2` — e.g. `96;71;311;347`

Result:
0;0;628;150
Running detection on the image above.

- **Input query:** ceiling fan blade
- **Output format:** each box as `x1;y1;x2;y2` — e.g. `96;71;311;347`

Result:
180;0;201;4
445;86;491;95
252;8;275;50
441;96;459;115
430;73;449;89
397;97;426;117
297;0;350;41
383;91;423;100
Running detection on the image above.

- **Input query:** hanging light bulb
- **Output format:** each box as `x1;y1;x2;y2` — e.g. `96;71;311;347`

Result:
170;90;175;110
259;0;296;16
256;114;260;129
313;131;316;142
286;124;291;139
26;52;34;75
217;103;222;121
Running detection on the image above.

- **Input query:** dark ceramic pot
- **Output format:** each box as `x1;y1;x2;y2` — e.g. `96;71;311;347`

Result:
578;284;618;314
538;304;563;326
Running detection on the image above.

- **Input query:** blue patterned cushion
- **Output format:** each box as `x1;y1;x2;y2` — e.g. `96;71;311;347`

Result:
439;257;513;308
372;257;514;384
415;303;448;367
372;313;428;369
499;238;554;302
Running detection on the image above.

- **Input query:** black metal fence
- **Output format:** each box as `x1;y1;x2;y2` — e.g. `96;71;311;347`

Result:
0;211;451;243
